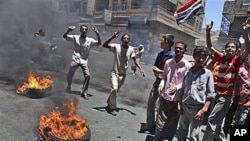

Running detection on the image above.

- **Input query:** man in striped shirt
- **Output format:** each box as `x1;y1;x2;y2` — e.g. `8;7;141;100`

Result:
202;19;250;141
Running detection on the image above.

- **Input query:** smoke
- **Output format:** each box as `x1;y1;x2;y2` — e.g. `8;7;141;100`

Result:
0;0;68;77
0;0;155;108
0;0;72;107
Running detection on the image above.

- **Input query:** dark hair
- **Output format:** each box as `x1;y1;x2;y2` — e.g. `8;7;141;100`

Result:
80;24;88;30
224;41;240;50
138;46;143;51
38;29;45;36
120;33;130;41
163;34;174;47
175;41;187;49
193;46;208;58
168;40;174;47
39;29;45;34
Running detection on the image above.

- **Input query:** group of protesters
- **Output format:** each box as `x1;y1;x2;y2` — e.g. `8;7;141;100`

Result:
61;17;250;140
62;25;146;116
139;18;250;141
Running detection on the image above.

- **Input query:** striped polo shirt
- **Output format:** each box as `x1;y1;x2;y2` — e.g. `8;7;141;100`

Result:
214;51;242;96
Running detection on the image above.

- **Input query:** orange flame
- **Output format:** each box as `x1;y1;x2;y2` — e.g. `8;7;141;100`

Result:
39;100;89;141
16;72;53;94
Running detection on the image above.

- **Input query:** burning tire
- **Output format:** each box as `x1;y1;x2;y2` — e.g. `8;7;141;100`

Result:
50;127;91;141
16;72;54;98
39;100;90;141
24;86;52;99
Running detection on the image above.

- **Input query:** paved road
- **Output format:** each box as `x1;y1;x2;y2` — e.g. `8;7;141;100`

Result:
0;48;155;141
0;48;230;141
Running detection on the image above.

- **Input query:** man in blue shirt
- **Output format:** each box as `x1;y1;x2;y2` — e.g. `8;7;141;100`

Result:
140;34;175;132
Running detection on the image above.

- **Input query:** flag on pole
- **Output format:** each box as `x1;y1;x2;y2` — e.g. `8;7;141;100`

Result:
174;0;205;25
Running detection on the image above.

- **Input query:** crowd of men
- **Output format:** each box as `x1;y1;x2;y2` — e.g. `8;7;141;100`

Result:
36;18;250;141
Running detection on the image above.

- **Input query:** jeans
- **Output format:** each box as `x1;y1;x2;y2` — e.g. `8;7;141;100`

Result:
202;94;234;141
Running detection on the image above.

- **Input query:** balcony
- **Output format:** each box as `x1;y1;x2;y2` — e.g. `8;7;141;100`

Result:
94;5;201;38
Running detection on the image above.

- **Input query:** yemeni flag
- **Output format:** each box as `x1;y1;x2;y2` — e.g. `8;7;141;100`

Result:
174;0;205;25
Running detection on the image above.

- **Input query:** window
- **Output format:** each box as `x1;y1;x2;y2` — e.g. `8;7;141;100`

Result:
96;0;109;11
199;21;202;31
243;0;250;5
131;0;141;9
187;18;195;26
121;0;127;11
195;20;199;30
112;0;118;11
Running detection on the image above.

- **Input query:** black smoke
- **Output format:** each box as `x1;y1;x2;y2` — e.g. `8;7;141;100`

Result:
0;0;72;107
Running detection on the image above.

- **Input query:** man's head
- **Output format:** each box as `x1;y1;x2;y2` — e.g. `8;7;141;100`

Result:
80;25;88;35
38;29;45;36
163;34;174;47
121;33;130;45
174;41;187;60
138;44;144;51
161;34;174;50
193;46;208;66
224;41;240;58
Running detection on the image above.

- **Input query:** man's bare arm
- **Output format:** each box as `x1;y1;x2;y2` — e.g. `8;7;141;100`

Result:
63;26;74;40
206;21;217;55
133;57;146;77
92;27;101;45
102;31;120;48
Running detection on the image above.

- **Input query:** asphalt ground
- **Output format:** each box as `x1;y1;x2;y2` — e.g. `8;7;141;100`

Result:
0;47;155;141
0;46;230;141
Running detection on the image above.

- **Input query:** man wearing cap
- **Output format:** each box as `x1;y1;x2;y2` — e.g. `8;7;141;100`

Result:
140;34;175;133
131;44;145;75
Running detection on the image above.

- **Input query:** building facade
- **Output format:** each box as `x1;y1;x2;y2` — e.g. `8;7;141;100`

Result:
221;0;250;39
59;0;206;55
212;0;250;51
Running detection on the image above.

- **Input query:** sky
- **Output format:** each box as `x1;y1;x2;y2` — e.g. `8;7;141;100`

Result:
203;0;226;30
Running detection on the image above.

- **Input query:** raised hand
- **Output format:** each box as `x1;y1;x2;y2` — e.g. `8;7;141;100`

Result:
92;26;99;34
206;21;213;32
242;18;250;31
68;26;75;31
112;30;120;38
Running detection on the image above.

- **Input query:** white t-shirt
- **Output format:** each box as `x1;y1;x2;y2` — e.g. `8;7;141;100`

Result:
109;43;136;75
67;35;98;64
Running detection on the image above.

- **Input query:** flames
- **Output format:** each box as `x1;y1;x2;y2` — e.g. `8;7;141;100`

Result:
16;72;53;94
39;100;89;141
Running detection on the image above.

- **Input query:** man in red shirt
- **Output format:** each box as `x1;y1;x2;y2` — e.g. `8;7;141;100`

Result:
202;19;250;141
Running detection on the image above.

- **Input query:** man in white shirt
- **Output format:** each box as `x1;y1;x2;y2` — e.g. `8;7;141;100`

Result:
102;31;146;116
63;25;101;100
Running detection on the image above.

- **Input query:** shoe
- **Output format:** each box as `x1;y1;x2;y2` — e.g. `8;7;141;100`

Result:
81;94;89;100
107;105;117;116
80;90;89;100
66;85;71;92
140;125;155;133
110;110;117;116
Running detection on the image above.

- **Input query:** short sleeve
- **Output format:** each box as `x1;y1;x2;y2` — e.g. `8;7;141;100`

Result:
66;35;75;42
